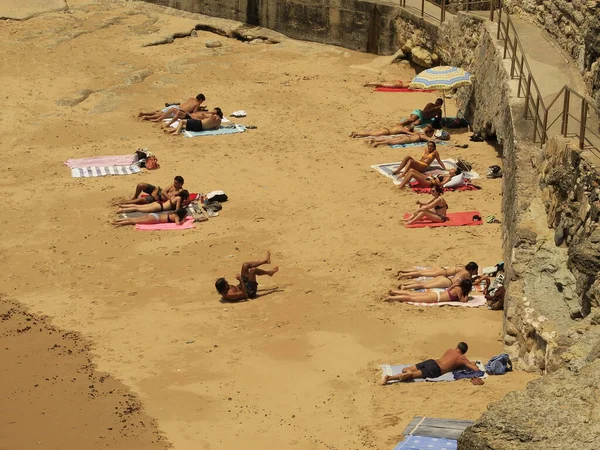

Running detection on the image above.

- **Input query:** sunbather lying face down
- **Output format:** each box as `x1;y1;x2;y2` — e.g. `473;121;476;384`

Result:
112;208;188;226
385;279;472;304
396;262;479;280
391;141;446;176
404;184;448;225
363;80;409;88
398;98;444;127
349;125;414;138
117;190;189;214
114;176;185;206
137;93;206;122
164;108;224;135
163;107;224;127
396;167;462;189
215;251;279;302
370;124;436;147
399;262;480;290
381;342;479;384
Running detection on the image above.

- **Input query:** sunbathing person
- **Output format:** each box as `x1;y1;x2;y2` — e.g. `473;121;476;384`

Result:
163;107;223;127
215;251;279;302
397;262;479;280
370;124;436;147
138;94;206;122
396;167;462;189
404;184;448;225
114;176;185;206
392;141;446;177
381;342;479;384
386;279;472;304
399;262;479;290
364;80;410;88
164;108;223;135
112;208;188;227
117;190;189;214
398;98;443;126
349;125;414;138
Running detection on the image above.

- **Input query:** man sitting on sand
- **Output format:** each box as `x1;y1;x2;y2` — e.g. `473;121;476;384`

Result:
215;251;279;302
381;342;480;384
114;176;185;206
164;108;223;135
163;107;223;128
399;98;443;127
138;94;206;122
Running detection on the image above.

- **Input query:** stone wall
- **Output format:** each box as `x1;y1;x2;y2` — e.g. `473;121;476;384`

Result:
503;0;600;110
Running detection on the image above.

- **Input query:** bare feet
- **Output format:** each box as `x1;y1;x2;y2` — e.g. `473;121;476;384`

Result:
267;266;279;277
348;131;356;138
264;251;271;265
381;375;390;385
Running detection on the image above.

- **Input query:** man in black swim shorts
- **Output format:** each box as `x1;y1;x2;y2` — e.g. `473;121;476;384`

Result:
381;342;480;384
165;108;224;135
115;176;185;206
215;251;280;302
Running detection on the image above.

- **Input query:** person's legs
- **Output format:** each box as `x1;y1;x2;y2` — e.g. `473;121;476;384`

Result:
398;114;420;126
401;276;452;290
165;119;185;135
406;210;445;225
241;251;272;279
151;107;179;123
392;156;414;174
381;366;421;385
397;169;420;189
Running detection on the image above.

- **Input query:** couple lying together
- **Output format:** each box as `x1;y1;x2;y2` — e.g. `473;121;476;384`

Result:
137;93;224;134
111;176;191;226
385;262;481;303
350;124;448;148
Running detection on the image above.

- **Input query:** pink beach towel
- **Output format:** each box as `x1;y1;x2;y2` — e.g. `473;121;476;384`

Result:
375;87;435;93
65;154;137;169
135;216;195;231
404;211;483;228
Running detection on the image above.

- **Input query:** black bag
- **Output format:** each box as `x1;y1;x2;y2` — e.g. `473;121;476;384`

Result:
456;159;473;172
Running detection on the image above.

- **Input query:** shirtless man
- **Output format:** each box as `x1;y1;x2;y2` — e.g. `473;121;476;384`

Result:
381;342;479;384
114;176;185;206
163;107;223;128
399;262;480;290
215;251;279;302
399;98;443;126
164;108;223;135
138;94;206;122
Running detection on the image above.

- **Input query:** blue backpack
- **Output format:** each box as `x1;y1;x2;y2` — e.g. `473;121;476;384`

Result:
485;353;513;375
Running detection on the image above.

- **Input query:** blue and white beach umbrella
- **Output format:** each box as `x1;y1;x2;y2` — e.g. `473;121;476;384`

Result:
409;66;472;91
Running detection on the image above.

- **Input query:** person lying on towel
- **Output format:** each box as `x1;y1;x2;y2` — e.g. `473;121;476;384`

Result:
392;141;447;178
112;208;188;227
164;108;223;135
363;80;410;88
399;262;480;291
162;107;224;128
396;167;463;189
138;93;206;122
397;262;479;280
381;341;480;384
349;124;414;138
117;190;189;214
215;251;279;302
398;98;443;127
113;176;185;206
403;185;448;225
369;125;438;148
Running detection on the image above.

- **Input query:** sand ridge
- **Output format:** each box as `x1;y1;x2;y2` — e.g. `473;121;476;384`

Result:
0;1;537;449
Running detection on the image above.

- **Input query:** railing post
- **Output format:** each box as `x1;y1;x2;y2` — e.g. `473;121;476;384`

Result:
533;95;541;143
524;74;532;119
510;37;518;77
466;0;470;12
579;100;588;150
441;0;446;23
421;0;425;17
561;89;570;136
503;31;510;59
490;0;495;21
541;109;548;146
517;54;524;96
497;6;502;39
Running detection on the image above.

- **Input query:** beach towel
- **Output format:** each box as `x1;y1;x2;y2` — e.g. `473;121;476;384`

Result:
65;154;136;169
184;124;246;137
380;361;486;384
71;165;141;178
375;87;435;93
371;159;480;186
402;416;475;440
405;293;487;307
135;216;195;231
404;211;483;228
410;182;480;194
393;435;457;450
389;141;448;149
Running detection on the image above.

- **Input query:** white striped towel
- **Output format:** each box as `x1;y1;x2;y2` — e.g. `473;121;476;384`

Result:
71;165;141;178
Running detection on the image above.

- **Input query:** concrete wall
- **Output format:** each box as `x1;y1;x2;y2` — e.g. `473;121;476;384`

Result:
141;0;404;54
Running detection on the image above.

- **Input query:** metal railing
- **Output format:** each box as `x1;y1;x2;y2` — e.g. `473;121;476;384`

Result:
398;0;496;24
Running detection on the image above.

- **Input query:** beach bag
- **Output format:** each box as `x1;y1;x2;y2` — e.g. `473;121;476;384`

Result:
487;165;502;179
486;286;505;310
456;159;472;173
485;353;513;375
206;190;228;203
434;129;450;140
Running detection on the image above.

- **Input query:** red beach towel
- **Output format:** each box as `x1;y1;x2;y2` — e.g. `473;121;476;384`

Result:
404;211;483;228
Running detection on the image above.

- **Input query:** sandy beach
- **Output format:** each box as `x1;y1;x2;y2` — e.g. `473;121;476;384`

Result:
0;1;537;449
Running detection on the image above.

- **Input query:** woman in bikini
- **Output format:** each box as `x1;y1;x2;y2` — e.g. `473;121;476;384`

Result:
370;125;436;148
364;80;410;88
399;263;480;290
112;208;188;227
396;167;463;189
392;141;446;178
385;279;472;303
396;262;479;280
349;125;414;138
117;190;189;214
404;184;448;225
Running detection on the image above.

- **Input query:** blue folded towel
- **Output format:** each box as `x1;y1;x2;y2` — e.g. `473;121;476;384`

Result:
184;125;246;137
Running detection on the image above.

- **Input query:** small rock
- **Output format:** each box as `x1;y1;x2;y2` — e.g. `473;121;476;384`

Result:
191;30;198;37
249;38;264;45
206;40;222;48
